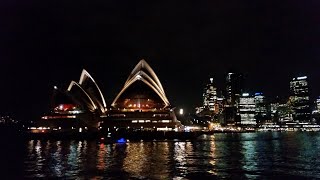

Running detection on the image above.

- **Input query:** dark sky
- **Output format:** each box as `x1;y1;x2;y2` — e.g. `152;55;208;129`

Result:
1;0;320;120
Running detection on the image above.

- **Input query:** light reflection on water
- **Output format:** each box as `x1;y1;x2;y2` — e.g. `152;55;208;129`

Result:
21;132;320;179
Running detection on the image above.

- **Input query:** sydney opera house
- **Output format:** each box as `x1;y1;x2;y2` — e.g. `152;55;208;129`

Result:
31;60;182;134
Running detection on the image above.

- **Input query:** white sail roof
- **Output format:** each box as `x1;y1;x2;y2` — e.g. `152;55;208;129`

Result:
112;59;170;107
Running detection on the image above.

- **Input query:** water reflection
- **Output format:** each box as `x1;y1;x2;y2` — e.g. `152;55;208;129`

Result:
97;143;107;171
208;136;217;176
174;141;187;177
66;141;79;177
51;141;63;177
122;141;171;179
22;132;320;179
240;133;258;179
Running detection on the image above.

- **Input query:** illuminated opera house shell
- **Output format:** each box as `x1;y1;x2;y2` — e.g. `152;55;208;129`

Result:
103;60;181;130
39;70;107;130
67;69;107;114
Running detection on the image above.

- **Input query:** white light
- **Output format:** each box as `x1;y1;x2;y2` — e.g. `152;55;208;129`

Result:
54;86;58;89
162;120;171;123
210;78;213;83
179;108;184;115
297;76;307;80
242;93;249;97
79;128;82;133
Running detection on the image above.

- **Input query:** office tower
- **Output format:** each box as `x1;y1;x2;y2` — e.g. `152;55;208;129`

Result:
226;72;244;106
289;76;311;122
225;72;244;125
254;93;268;124
239;93;256;125
203;78;217;112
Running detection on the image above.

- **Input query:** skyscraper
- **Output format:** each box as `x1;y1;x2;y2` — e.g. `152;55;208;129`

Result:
225;72;244;125
226;72;244;106
254;92;268;124
239;93;256;126
203;78;217;112
289;76;311;122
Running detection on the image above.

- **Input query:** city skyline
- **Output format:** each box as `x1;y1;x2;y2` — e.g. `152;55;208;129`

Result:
1;1;320;120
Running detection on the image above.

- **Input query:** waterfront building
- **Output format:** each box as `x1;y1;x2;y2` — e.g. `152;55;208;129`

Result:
239;93;256;126
31;60;183;133
289;76;311;122
102;60;182;131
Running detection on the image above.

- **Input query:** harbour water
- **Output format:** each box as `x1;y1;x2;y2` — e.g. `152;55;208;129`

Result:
2;132;320;179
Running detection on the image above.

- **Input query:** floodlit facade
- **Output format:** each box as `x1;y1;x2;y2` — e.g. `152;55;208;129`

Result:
290;76;311;122
103;59;181;131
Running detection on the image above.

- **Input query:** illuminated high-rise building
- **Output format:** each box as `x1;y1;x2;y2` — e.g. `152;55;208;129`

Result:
226;72;244;108
225;72;244;125
239;93;256;125
289;76;311;122
254;92;268;124
203;78;217;112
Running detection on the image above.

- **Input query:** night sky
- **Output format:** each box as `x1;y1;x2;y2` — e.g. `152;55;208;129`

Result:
1;0;320;121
